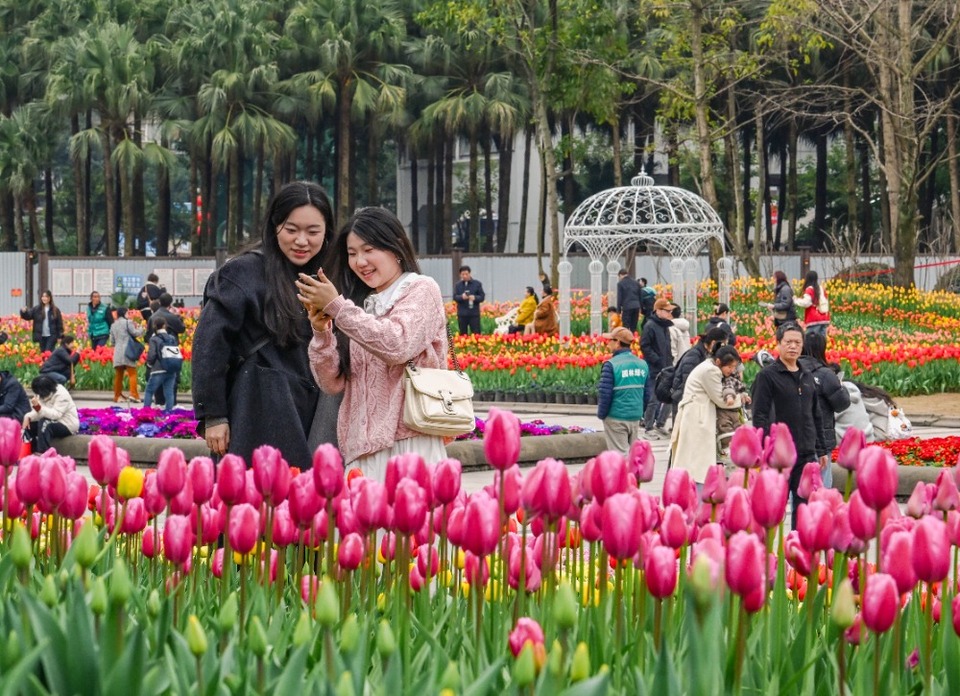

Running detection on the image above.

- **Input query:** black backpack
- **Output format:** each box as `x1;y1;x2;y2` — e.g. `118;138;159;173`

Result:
654;365;677;403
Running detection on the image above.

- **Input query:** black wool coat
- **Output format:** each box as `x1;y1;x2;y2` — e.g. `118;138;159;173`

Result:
20;305;63;344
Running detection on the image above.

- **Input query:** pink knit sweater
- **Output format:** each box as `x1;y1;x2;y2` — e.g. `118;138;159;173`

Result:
308;274;448;465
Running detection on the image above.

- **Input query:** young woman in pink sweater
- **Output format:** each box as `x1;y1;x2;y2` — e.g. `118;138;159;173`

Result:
296;207;448;481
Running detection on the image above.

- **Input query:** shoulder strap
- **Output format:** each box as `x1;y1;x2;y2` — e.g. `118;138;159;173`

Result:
407;323;463;374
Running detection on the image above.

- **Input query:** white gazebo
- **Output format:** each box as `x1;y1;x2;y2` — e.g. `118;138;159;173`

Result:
558;171;733;335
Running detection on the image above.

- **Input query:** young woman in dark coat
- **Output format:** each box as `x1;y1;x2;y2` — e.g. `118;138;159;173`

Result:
20;290;63;353
191;181;340;468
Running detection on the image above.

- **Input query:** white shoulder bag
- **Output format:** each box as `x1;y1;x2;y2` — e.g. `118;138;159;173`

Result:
402;325;475;437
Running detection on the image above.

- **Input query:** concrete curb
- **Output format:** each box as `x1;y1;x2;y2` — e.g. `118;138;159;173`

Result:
831;463;941;498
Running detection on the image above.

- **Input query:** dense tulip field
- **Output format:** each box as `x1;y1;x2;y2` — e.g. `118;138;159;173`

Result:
2;409;960;693
3;278;960;397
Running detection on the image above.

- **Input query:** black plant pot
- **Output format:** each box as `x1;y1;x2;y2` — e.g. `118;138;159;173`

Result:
576;393;588;405
515;392;527;403
494;390;505;402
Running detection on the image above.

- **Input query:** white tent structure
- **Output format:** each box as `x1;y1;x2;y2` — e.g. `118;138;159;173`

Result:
558;171;733;335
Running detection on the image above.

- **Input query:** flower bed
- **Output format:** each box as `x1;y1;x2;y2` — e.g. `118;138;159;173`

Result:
873;436;960;468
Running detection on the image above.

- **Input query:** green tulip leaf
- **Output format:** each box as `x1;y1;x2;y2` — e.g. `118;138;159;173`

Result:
103;631;147;696
461;657;506;696
556;669;610;696
0;639;49;696
270;644;308;693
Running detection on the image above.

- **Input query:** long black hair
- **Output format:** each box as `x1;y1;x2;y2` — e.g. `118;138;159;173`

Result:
331;207;421;377
526;286;539;303
802;270;820;303
226;181;334;348
713;345;741;367
802;331;841;372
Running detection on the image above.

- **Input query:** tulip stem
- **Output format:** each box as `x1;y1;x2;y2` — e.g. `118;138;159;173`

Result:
837;640;846;696
873;631;881;694
195;655;203;694
924;583;933;692
733;602;747;694
325;500;335;580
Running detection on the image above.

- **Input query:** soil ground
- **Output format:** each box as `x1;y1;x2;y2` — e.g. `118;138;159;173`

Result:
895;393;960;418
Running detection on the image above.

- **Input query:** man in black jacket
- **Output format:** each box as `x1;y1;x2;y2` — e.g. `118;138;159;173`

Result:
145;293;186;341
640;298;675;438
670;327;729;403
0;370;30;423
616;270;642;333
39;335;80;386
454;265;485;334
751;322;827;527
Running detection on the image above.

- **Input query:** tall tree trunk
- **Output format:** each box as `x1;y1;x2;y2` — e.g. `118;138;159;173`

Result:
71;114;88;255
84;111;93;253
611;115;622;187
753;111;765;257
409;147;419;251
157;143;171;257
426;138;435;253
433;136;443;253
443;135;453;253
253;140;264;239
844;117;859;254
483;134;494;252
26;187;39;250
517;126;532;254
102;131;118;256
859;134;874;249
496;133;512;253
947;111;960;252
367;125;380;206
532;88;561;279
667;126;680;186
189;157;200;252
918;129;936;249
742;117;752;245
227;146;241;251
814;132;828;250
468;129;480;251
44;169;55;254
133;117;146;256
335;81;354;226
775;141;786;249
787;122;798;250
0;191;14;250
562;114;575;221
13;195;26;250
120;154;135;257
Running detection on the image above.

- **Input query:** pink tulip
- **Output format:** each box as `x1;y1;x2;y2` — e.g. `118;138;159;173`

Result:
142;471;166;516
721;487;753;536
906;482;935;518
484;408;521;470
15;455;42;507
157;448;187;500
312;443;344;499
591;451;628;504
58;472;89;520
228;503;260;556
645;545;679;599
252;445;290;504
38;456;67;511
508;545;542;593
464;552;490;586
432;458;462;505
302;509;329;548
857;446;898;511
337;496;360;537
87;435;118;486
797;500;833;553
579;501;603;543
216;454;247;506
831;506;866;555
288;472;322;528
660;504;689;549
462;491;500;557
912;515;951;583
725;531;766;599
271;502;298;546
508;617;545;658
139;527;158;560
338;533;364;570
763;423;797;471
521;458;571;523
784;531;813;577
243;470;263;509
883;530;917;595
796;462;824;500
393;479;428;535
169;478;195;516
701;465;728;504
417;544;439;578
750;469;788;529
836;428;866;471
301;575;319;604
354;479;389;533
0;418;20;466
259;549;278;583
487;465;522;515
199;504;223;545
862;573;898;634
934;470;960;513
385;453;432;506
662;468;695;512
628;439;655;483
729;425;763;469
601;492;642;560
952;595;960;638
121;498;148;535
187;457;215;505
163;515;194;566
847;490;878;541
446;504;465;546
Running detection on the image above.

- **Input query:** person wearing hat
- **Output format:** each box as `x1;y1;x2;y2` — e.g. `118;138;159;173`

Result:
640;297;675;439
597;326;648;455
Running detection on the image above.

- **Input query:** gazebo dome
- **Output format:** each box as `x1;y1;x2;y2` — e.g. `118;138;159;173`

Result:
563;171;726;260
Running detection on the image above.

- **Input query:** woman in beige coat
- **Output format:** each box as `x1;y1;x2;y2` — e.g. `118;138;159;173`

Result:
669;345;743;483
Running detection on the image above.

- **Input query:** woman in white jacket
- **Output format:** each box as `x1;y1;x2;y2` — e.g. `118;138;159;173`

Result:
22;374;79;453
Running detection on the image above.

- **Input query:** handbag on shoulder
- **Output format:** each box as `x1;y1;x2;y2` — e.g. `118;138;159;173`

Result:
124;323;145;362
402;325;475;437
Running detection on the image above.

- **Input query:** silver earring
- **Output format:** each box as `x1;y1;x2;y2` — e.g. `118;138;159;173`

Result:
396;257;402;265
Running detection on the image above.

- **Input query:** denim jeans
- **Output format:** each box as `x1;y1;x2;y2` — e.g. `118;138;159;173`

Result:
144;371;177;411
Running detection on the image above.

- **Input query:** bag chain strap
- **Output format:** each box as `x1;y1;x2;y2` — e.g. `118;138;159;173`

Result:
407;323;464;375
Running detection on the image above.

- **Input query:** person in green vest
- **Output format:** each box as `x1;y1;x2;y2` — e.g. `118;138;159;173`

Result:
597;326;648;456
86;291;114;349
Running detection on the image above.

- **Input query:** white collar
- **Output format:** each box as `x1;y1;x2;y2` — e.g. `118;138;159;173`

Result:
363;272;419;317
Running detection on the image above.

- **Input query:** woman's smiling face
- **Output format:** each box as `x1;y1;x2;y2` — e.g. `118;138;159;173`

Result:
276;205;327;266
346;232;402;292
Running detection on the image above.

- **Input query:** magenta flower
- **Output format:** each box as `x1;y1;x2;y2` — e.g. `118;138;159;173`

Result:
906;482;935;519
797;500;833;553
628;439;656;483
38;456;67;512
784;530;813;577
353;479;390;534
796;462;824;500
393;479;428;535
163;515;194;566
312;443;344;499
461;491;500;558
645;545;679;599
157;448;187;500
763;423;797;471
521;458;571;524
883;531;917;595
857;446;898;511
660;504;690;549
288;472;322;529
142;471;166;516
338;533;364;571
729;425;763;469
121;498;149;535
701;465;728;505
484;408;521;470
58;472;89;520
721;487;753;536
432;458;462;506
590;450;629;504
228;503;260;556
836;428;866;471
271;502;298;546
601;492;642;560
725;531;766;599
252;445;290;505
0;417;20;466
15;455;42;507
87;435;119;486
662;468;695;512
216;454;247;506
912;515;951;584
749;468;788;529
187;457;215;505
933;470;960;513
862;573;898;634
508;617;545;658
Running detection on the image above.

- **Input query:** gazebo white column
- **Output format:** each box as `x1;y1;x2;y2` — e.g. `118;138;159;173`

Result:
589;259;604;335
718;257;733;310
684;258;700;330
558;259;573;336
606;259;620;318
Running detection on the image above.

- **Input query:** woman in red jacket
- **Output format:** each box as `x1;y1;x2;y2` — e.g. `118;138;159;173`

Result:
795;270;830;337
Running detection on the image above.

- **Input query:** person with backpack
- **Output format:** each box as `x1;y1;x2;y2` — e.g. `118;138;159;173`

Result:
143;316;182;412
640;298;674;439
136;273;165;322
638;278;657;326
86;291;114;349
597;326;648;455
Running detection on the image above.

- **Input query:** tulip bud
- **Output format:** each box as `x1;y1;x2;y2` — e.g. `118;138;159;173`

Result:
553;581;578;630
513;643;536;687
689;554;717;611
440;661;461;691
247;616;268;657
570;642;591;683
376;620;397;658
218;593;238;633
186;615;209;657
109;560;132;606
91;577;108;615
292;612;312;648
547;640;564;678
146;590;161;618
10;523;32;570
72;521;99;569
40;575;58;608
316;579;339;628
3;630;21;670
831;579;856;629
335;672;356;696
340;614;360;654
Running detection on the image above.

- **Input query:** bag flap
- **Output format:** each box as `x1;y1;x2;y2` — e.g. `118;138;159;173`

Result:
405;366;474;399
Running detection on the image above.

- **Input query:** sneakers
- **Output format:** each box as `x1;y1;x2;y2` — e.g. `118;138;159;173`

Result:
654;425;671;437
643;429;664;441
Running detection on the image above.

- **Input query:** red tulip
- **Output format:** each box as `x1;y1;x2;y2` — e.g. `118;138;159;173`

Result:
393;479;428;535
729;425;763;469
725;531;766;599
484;408;521;470
163;515;194;566
157;448;187;500
462;491;500;557
312;443;344;499
142;527;158;559
120;498;148;535
662;468;695;512
187;457;215;505
590;450;628;504
857;446;898;511
660;504;690;549
934;470;960;513
785;530;813;577
58;472;89;520
88;435;119;486
0;417;20;466
15;455;42;507
228;503;260;556
796;462;824;501
797;500;833;553
750;469;788;529
272;502;298;546
721;487;753;536
847;490;878;541
912;515;951;583
628;439;655;483
601;492;642;560
906;482;935;519
701;465;728;504
354;479;389;533
836;427;866;471
508;617;545;658
432;458;462;505
252;445;290;504
862;573;898;634
338;533;365;570
883;530;917;595
645;545;679;599
763;423;797;471
522;458;571;523
288;472;322;528
38;456;67;511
